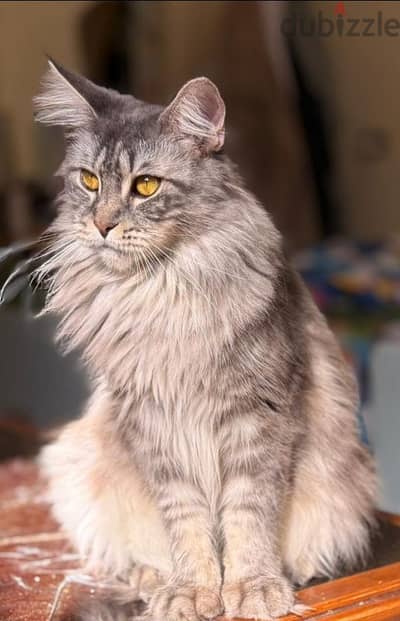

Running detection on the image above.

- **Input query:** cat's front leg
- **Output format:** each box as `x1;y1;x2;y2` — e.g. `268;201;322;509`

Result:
148;480;223;621
221;478;294;619
220;418;296;619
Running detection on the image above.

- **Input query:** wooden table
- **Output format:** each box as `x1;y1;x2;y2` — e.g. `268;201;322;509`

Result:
1;459;399;621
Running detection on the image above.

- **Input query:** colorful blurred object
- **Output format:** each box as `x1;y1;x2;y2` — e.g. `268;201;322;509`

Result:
294;237;400;316
294;237;400;407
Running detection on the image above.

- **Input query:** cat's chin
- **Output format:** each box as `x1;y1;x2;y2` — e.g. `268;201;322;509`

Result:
79;238;150;279
97;245;144;278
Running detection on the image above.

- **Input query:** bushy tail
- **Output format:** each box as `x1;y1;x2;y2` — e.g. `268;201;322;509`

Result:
54;576;147;621
75;598;145;621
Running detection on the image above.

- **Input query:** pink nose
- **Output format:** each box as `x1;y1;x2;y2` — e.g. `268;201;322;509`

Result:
94;218;118;239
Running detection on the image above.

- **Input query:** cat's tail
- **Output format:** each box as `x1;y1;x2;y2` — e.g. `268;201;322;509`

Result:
57;577;147;621
76;598;145;621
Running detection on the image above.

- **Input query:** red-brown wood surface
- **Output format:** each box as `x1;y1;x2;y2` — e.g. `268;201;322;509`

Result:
0;459;83;621
1;459;400;621
280;561;400;620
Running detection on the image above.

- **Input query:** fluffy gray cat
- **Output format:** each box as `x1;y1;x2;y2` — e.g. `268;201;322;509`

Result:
35;61;377;621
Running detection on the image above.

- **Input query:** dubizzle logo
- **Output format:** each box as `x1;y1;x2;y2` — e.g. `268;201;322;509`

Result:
281;1;400;37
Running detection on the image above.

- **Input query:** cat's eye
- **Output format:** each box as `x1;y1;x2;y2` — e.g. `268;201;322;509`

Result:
80;169;99;192
133;175;161;197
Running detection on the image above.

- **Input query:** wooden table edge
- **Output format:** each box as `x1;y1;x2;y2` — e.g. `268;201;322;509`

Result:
275;561;400;620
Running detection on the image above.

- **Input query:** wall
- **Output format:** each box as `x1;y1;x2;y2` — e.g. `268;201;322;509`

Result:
295;0;400;239
0;1;93;179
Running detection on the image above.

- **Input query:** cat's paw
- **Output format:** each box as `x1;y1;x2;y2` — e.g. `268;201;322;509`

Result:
149;583;223;621
222;575;295;619
129;564;164;602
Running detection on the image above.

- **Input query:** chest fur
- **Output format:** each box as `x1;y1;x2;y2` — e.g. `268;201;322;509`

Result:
52;265;229;401
132;394;222;506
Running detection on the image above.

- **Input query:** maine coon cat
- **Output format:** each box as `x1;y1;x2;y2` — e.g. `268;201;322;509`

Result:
35;60;377;621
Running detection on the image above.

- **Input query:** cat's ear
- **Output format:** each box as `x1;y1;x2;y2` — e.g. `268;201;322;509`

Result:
160;77;225;153
34;59;109;128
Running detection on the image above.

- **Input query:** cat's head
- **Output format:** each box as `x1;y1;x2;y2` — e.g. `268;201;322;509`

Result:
34;60;228;275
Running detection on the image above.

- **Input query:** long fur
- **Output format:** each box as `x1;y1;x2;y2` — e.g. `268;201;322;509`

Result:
35;63;377;621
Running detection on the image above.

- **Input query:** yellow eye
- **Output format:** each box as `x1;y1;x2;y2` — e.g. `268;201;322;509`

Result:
80;170;99;192
134;175;161;197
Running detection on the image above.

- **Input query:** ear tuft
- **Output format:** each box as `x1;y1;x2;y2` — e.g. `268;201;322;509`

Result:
33;60;97;128
161;77;225;152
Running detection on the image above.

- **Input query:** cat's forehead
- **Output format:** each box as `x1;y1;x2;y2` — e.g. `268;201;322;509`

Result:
97;106;162;158
70;105;178;175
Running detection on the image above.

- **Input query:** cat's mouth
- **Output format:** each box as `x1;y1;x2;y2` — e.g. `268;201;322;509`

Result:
102;242;147;257
84;238;125;254
83;235;162;276
95;240;156;273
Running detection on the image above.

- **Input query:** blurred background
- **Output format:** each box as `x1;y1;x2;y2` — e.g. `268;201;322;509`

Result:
0;1;400;519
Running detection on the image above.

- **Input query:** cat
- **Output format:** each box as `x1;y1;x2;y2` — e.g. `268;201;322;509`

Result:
35;60;377;621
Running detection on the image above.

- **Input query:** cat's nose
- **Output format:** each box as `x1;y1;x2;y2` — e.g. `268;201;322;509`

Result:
94;218;118;239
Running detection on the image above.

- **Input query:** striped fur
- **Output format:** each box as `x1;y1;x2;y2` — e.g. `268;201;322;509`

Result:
36;64;377;621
